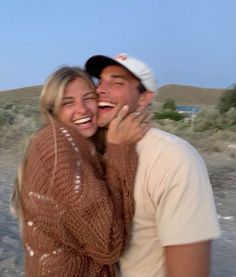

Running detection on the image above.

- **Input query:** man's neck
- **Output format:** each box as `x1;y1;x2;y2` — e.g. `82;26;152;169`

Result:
91;128;107;155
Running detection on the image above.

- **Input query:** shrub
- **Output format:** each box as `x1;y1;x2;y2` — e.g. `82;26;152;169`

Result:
153;110;185;121
217;84;236;114
225;107;236;126
162;98;176;111
193;108;220;131
0;108;15;126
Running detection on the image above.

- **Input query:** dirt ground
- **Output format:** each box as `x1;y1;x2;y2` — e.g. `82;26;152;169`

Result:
0;149;235;277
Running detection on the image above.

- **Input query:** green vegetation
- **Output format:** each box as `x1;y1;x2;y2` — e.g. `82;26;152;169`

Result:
191;86;236;132
153;86;236;132
153;99;184;121
193;107;236;131
153;110;185;121
0;100;41;149
217;84;236;114
151;86;236;154
162;98;176;110
0;84;235;155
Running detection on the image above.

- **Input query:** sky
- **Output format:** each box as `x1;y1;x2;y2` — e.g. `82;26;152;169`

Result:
0;0;235;91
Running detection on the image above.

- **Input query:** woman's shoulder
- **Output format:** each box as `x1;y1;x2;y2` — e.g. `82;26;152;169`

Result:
31;121;95;158
31;122;82;146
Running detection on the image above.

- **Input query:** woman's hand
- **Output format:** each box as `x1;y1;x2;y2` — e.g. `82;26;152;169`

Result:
107;105;151;145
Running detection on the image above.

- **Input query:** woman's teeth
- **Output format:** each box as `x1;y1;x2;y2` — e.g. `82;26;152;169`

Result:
73;117;91;124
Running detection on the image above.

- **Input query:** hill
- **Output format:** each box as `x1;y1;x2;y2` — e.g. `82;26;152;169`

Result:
0;86;42;107
156;84;225;107
0;84;226;108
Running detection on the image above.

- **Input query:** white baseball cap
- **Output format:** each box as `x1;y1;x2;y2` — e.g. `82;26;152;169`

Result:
85;53;158;93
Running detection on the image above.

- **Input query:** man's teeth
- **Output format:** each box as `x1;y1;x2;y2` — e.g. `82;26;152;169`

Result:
98;102;115;108
73;117;91;124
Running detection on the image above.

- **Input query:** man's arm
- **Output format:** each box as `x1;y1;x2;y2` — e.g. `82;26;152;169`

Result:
165;240;212;277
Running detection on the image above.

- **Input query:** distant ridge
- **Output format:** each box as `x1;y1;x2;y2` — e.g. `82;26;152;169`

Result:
0;84;226;107
156;84;225;107
0;86;42;106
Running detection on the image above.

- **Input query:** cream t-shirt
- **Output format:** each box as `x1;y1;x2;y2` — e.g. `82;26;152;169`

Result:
119;128;220;277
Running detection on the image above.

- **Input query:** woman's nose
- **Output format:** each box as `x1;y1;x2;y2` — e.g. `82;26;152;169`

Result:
74;101;87;114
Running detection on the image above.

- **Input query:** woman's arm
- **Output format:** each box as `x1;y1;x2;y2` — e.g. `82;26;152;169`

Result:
104;143;137;249
22;123;135;264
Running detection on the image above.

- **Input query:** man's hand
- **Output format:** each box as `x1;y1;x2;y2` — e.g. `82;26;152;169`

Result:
107;105;150;145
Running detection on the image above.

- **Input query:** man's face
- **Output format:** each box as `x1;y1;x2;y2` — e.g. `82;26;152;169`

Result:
96;65;143;127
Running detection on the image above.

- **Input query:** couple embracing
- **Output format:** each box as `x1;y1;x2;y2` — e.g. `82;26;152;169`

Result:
11;53;220;277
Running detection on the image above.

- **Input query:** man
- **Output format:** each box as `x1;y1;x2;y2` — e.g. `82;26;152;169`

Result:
85;53;220;277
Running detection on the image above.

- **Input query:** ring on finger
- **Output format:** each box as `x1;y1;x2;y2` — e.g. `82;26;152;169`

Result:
115;115;123;121
132;111;141;116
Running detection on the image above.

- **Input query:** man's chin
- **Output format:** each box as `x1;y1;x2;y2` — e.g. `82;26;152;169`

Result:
97;119;111;128
97;121;109;128
97;114;113;128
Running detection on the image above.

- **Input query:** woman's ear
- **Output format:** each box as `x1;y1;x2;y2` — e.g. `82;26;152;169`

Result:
138;91;154;107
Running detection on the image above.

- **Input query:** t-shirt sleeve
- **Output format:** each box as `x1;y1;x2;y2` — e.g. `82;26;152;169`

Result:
150;141;221;246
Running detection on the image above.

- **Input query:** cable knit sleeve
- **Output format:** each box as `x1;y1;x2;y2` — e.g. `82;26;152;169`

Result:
22;122;137;265
103;143;137;248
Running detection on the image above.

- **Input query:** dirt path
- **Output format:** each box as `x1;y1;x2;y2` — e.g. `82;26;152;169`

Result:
0;151;24;276
0;150;235;277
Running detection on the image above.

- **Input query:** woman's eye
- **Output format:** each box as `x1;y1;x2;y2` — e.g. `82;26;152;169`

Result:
84;97;96;102
62;102;72;106
84;93;98;101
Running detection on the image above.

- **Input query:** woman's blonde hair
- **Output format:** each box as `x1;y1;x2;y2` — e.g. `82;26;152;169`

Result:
10;66;95;222
40;66;95;124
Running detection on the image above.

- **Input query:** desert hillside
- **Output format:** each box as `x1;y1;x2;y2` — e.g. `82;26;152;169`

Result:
0;86;41;106
156;84;225;107
0;84;226;107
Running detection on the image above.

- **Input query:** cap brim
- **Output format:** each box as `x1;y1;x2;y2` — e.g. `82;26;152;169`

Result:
85;55;123;78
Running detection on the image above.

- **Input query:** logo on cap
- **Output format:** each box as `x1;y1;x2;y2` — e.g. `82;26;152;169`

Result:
115;53;128;61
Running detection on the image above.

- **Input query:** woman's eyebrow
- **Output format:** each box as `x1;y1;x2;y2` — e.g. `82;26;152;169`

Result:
83;91;97;97
62;96;73;100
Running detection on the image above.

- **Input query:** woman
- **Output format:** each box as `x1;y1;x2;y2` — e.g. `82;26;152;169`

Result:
11;66;149;277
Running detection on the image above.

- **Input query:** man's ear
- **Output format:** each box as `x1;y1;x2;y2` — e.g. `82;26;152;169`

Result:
138;91;154;107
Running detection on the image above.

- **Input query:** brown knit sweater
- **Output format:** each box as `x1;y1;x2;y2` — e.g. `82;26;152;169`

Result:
21;122;137;277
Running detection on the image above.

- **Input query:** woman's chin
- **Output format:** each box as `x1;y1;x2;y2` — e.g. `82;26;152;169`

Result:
75;125;98;138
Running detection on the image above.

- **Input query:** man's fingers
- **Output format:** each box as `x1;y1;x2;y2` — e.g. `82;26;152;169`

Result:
135;105;147;113
131;109;150;125
115;105;129;122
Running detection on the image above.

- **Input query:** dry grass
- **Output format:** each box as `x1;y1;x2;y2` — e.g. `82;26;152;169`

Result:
0;84;234;160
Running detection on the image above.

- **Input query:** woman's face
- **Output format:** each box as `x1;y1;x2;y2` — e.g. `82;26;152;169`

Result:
57;77;98;138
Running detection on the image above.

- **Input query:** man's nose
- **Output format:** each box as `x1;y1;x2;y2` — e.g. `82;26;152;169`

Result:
96;81;109;95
